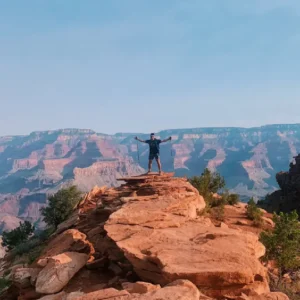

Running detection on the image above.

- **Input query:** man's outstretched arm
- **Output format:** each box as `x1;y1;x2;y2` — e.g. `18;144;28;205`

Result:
135;136;146;143
161;136;172;143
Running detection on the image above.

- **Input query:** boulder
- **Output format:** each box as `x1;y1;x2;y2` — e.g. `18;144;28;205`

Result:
131;280;204;300
40;229;94;259
55;213;80;235
238;291;289;300
35;252;88;294
12;267;41;288
38;291;66;300
74;288;130;300
66;292;85;299
18;287;42;300
122;281;161;294
74;280;203;300
236;220;249;226
105;176;268;298
262;217;274;227
37;258;49;268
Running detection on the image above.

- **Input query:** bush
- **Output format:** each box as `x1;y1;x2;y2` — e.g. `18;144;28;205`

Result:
189;168;225;206
40;185;82;228
11;238;42;257
211;204;225;221
34;227;55;242
0;277;11;293
246;198;263;227
221;190;240;206
2;221;35;251
260;210;300;274
227;193;240;205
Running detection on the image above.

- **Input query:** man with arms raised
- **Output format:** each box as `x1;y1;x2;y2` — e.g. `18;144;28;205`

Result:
135;133;172;175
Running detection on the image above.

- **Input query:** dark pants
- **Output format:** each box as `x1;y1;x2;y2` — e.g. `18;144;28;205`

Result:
149;153;159;160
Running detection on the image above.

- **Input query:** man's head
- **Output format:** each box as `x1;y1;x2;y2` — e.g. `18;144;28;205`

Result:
150;133;155;140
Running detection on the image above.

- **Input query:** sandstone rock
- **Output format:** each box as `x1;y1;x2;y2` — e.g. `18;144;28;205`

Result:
262;217;274;227
216;222;229;229
131;280;203;300
238;291;289;300
38;291;66;300
18;287;42;300
40;229;94;259
35;252;89;294
105;176;268;298
73;280;203;300
66;292;85;299
12;267;41;288
55;213;80;235
74;288;130;300
122;281;161;294
108;262;123;275
86;257;108;269
37;258;49;268
236;220;249;226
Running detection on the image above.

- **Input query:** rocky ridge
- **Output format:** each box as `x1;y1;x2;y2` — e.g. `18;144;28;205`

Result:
260;152;300;215
0;173;288;300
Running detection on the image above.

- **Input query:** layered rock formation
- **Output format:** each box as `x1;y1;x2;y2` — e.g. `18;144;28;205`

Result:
0;173;288;299
1;124;300;232
260;153;300;215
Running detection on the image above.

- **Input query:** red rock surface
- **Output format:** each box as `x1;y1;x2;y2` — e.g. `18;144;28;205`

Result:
103;175;268;298
3;173;290;300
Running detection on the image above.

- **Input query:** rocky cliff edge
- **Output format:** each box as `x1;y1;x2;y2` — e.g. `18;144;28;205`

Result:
1;173;288;300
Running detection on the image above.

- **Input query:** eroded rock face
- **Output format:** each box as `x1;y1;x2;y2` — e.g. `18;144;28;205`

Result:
238;291;289;300
12;267;41;288
122;281;161;294
71;280;202;300
74;288;130;300
5;174;289;299
38;291;67;300
35;252;89;294
131;280;203;300
104;175;268;298
40;229;95;259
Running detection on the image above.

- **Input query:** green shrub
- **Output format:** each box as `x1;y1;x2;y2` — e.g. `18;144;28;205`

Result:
211;204;225;221
246;198;263;227
35;227;55;241
2;221;35;251
227;193;240;205
0;277;11;292
260;210;300;274
221;190;240;206
28;246;44;265
40;185;82;228
189;168;225;206
11;237;41;257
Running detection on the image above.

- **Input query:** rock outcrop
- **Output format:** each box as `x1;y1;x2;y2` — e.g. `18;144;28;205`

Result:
260;153;300;215
3;173;289;300
35;252;89;294
103;174;268;298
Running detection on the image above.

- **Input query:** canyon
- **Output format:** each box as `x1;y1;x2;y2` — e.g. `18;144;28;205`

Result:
0;124;300;232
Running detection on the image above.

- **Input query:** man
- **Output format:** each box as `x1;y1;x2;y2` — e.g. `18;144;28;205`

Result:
135;133;172;175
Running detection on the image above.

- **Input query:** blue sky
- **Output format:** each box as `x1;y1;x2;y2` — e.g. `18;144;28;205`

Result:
1;0;300;136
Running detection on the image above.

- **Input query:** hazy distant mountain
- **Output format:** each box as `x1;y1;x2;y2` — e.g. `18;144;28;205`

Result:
0;124;300;232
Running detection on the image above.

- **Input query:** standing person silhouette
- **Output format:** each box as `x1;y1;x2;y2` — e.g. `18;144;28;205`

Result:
135;133;172;175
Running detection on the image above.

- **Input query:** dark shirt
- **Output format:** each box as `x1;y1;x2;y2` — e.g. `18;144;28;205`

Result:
145;139;161;154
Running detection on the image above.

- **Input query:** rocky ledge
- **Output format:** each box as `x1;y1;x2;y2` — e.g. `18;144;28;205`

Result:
1;173;288;300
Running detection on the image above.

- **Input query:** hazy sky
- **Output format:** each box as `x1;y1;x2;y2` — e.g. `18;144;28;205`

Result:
1;0;300;136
